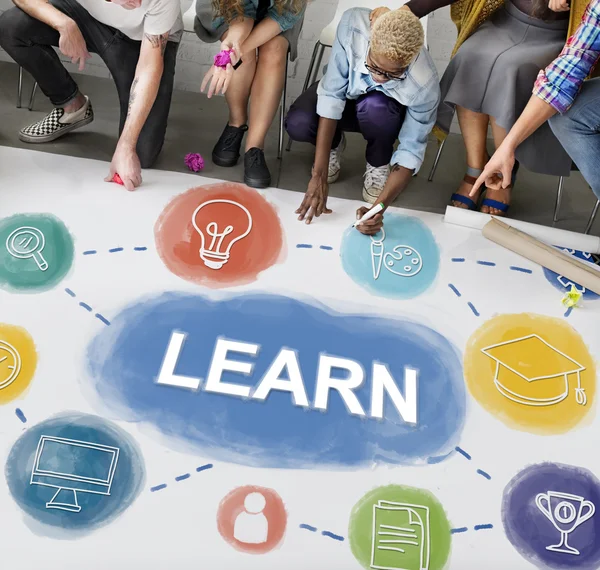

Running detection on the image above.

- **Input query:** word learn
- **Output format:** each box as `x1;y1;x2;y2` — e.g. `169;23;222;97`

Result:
156;332;419;424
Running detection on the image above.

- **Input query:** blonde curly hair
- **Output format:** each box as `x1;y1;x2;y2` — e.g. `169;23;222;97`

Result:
213;0;305;24
371;9;424;68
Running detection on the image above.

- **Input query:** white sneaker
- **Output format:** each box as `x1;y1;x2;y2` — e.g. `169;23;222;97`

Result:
19;96;94;144
363;162;390;204
327;133;346;184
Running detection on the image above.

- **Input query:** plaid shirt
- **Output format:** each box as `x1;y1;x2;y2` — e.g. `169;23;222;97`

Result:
534;0;600;114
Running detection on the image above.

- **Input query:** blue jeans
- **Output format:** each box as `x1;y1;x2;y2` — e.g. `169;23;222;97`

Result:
550;78;600;201
0;0;178;168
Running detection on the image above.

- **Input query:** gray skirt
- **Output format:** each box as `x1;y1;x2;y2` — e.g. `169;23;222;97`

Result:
438;0;571;176
194;0;303;61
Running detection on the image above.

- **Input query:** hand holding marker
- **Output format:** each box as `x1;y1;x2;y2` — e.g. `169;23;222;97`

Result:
354;202;385;228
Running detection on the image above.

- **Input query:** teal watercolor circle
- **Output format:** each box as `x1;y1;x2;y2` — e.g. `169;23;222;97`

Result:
0;213;75;292
341;214;440;299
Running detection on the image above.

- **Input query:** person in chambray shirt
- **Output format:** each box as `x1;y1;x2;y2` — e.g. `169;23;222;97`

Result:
285;7;440;232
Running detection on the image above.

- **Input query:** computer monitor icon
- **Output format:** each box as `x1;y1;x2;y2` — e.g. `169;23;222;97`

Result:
30;436;120;513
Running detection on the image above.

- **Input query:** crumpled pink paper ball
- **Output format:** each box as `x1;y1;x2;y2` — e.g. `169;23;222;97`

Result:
214;49;234;68
185;153;205;172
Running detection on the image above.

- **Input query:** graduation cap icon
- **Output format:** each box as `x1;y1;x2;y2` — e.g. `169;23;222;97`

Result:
481;334;587;407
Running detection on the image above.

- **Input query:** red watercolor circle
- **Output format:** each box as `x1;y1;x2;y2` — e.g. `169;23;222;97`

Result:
217;485;287;554
155;183;285;288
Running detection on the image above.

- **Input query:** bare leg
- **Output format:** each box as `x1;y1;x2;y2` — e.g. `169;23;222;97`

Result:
245;35;288;151
222;20;256;127
452;105;490;207
481;117;511;215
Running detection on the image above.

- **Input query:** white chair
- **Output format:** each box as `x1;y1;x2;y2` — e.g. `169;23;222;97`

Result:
286;0;429;152
182;0;289;160
17;67;38;111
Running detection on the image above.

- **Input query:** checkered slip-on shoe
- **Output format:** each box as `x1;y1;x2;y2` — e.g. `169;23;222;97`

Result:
19;96;94;144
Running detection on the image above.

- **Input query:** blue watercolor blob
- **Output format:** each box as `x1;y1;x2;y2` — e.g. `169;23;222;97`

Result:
502;463;600;569
341;214;440;299
87;292;465;469
5;413;145;536
543;248;600;300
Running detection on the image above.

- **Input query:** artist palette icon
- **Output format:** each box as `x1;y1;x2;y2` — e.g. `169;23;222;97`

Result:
370;229;423;280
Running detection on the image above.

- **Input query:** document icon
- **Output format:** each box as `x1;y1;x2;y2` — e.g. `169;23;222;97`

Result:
370;500;430;570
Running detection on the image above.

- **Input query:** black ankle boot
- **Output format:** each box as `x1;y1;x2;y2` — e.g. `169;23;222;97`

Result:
212;124;248;167
244;148;271;188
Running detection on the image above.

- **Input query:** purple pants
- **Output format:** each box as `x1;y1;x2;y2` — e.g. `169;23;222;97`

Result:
285;82;406;167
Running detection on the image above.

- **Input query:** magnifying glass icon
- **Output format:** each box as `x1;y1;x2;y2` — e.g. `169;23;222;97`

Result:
6;226;49;272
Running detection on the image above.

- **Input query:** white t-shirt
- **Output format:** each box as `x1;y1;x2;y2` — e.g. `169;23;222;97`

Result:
76;0;183;42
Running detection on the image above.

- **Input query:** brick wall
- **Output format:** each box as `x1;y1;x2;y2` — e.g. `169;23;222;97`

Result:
0;0;459;124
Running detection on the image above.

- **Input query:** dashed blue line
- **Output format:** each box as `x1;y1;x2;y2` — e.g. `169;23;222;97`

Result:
95;313;111;326
134;246;148;251
319;245;333;250
477;260;496;266
109;247;124;253
322;531;344;542
452;525;494;534
15;408;27;423
83;250;97;255
196;463;213;473
468;302;480;317
82;247;149;255
451;527;468;534
65;289;110;326
150;484;167;493
477;469;492;480
475;524;494;531
510;266;533;274
451;258;466;262
565;307;574;318
297;244;312;249
151;463;214;494
175;473;191;482
455;446;472;460
300;524;318;532
448;284;461;297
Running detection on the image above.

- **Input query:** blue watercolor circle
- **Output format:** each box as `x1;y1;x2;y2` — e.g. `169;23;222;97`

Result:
341;214;440;299
87;292;466;469
5;413;145;536
543;248;600;300
502;463;600;569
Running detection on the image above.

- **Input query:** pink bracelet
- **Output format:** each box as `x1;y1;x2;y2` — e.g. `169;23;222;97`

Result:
214;49;234;68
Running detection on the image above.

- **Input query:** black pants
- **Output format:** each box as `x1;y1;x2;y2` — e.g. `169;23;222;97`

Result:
0;0;178;168
285;82;406;167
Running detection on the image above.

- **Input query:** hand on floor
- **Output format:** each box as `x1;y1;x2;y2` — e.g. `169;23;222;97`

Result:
296;174;332;224
105;144;142;191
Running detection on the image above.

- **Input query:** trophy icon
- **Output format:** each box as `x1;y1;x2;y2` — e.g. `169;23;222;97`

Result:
536;491;595;555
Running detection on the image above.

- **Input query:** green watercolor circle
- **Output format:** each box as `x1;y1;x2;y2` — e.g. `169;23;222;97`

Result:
349;485;452;570
0;213;75;292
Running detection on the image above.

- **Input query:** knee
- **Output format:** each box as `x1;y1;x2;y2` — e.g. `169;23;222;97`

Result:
0;8;29;49
285;106;312;142
138;145;161;169
258;36;288;67
357;93;402;132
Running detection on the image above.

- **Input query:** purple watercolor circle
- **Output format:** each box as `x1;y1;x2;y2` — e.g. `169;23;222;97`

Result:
502;463;600;569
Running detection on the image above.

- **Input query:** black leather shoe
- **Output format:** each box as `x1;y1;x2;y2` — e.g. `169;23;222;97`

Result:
244;148;271;188
212;124;248;167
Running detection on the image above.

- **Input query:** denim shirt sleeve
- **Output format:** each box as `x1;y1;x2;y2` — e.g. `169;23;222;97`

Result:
267;1;306;32
316;10;352;120
392;80;441;172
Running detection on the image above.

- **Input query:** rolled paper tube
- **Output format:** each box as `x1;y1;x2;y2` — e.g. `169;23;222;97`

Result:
214;49;234;68
444;206;600;254
482;218;600;295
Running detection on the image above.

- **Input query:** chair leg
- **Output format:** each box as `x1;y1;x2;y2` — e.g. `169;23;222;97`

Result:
278;57;289;160
17;66;23;109
428;138;446;182
286;42;321;153
28;82;39;111
553;176;565;223
584;199;600;235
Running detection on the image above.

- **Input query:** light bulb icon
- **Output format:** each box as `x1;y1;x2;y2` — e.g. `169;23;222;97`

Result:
192;199;253;270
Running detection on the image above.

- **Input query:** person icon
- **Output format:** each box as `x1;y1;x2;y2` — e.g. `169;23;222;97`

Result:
233;492;268;544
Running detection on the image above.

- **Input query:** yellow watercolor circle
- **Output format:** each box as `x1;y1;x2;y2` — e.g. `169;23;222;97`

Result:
0;323;37;405
464;314;595;434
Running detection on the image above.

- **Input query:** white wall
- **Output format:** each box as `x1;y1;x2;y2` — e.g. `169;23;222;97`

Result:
0;0;458;114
